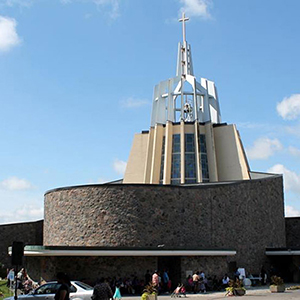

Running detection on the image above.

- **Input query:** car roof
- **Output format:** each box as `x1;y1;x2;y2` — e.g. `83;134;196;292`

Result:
40;281;92;290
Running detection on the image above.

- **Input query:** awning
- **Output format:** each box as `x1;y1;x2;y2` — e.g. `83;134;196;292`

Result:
9;245;236;257
266;249;300;256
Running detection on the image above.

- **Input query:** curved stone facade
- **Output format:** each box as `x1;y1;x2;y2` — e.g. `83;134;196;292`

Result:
44;175;286;271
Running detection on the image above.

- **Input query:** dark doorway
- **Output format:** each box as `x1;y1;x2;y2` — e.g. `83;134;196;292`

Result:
269;256;298;282
158;256;181;290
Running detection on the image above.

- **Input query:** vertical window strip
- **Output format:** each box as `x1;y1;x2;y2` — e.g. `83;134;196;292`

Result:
185;133;196;184
171;134;181;185
199;134;209;182
159;136;165;184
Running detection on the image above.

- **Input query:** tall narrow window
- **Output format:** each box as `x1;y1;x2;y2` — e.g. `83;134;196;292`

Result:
199;134;209;182
159;136;165;184
171;134;181;185
185;133;196;184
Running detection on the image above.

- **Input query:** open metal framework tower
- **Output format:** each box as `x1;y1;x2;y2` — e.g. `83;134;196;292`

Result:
151;13;221;126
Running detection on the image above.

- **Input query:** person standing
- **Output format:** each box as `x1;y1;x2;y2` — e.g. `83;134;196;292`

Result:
199;270;205;279
234;269;240;280
113;282;122;300
145;270;151;286
192;271;200;294
260;267;267;285
92;278;113;300
162;269;169;293
152;271;159;287
55;272;71;300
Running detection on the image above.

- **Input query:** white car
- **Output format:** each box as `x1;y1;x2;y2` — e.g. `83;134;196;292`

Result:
5;281;93;300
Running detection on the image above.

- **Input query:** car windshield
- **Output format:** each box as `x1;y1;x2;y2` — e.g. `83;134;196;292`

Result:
35;283;77;294
74;282;93;290
35;283;59;294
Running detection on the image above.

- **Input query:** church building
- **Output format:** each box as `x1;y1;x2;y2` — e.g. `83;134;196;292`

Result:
2;13;300;285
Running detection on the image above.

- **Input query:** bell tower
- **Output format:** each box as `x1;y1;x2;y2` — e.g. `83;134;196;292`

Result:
124;14;250;185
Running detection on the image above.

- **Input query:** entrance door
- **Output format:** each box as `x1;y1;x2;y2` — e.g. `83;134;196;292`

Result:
158;256;181;290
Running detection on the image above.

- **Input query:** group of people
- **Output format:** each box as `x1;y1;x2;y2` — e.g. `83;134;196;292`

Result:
190;270;207;293
188;271;239;293
6;268;39;294
186;266;271;293
5;265;275;300
150;269;171;293
92;274;151;296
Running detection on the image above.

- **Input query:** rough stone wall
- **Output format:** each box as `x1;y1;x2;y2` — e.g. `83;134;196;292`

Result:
26;256;157;285
181;256;228;279
44;176;286;274
285;217;300;248
210;176;286;273
0;220;43;268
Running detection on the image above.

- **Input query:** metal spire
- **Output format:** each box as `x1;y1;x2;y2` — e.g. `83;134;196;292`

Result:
178;12;191;77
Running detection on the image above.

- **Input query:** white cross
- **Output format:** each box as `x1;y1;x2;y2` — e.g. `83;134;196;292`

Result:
179;12;189;43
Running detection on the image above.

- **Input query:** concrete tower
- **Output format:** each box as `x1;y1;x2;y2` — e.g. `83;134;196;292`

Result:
124;13;250;184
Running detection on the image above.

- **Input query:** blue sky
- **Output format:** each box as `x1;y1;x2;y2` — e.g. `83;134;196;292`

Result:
1;0;300;224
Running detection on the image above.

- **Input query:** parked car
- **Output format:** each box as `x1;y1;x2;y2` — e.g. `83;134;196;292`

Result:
5;281;93;300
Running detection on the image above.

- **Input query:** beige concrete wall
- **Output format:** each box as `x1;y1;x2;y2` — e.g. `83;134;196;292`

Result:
235;128;251;178
163;122;173;184
150;124;164;184
213;124;250;181
205;123;218;182
144;127;155;183
123;133;149;183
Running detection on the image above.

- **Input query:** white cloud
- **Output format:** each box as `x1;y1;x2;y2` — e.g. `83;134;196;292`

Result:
267;164;300;194
285;205;300;217
61;0;120;19
0;176;33;191
246;137;283;160
0;16;21;52
179;0;212;19
237;122;266;130
94;0;119;19
120;97;150;109
288;146;300;157
0;204;43;225
113;159;127;175
277;94;300;120
285;123;300;138
0;0;32;7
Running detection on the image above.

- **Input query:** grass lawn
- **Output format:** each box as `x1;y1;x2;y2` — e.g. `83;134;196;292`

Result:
0;280;13;298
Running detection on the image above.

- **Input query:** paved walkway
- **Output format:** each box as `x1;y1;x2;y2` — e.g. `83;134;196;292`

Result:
123;286;300;300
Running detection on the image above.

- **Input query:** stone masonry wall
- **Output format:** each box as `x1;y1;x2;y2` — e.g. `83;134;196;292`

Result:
181;256;228;279
285;217;300;248
0;220;43;268
26;256;157;285
44;175;286;274
26;255;227;286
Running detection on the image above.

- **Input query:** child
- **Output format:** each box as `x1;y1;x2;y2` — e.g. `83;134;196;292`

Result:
113;283;122;300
